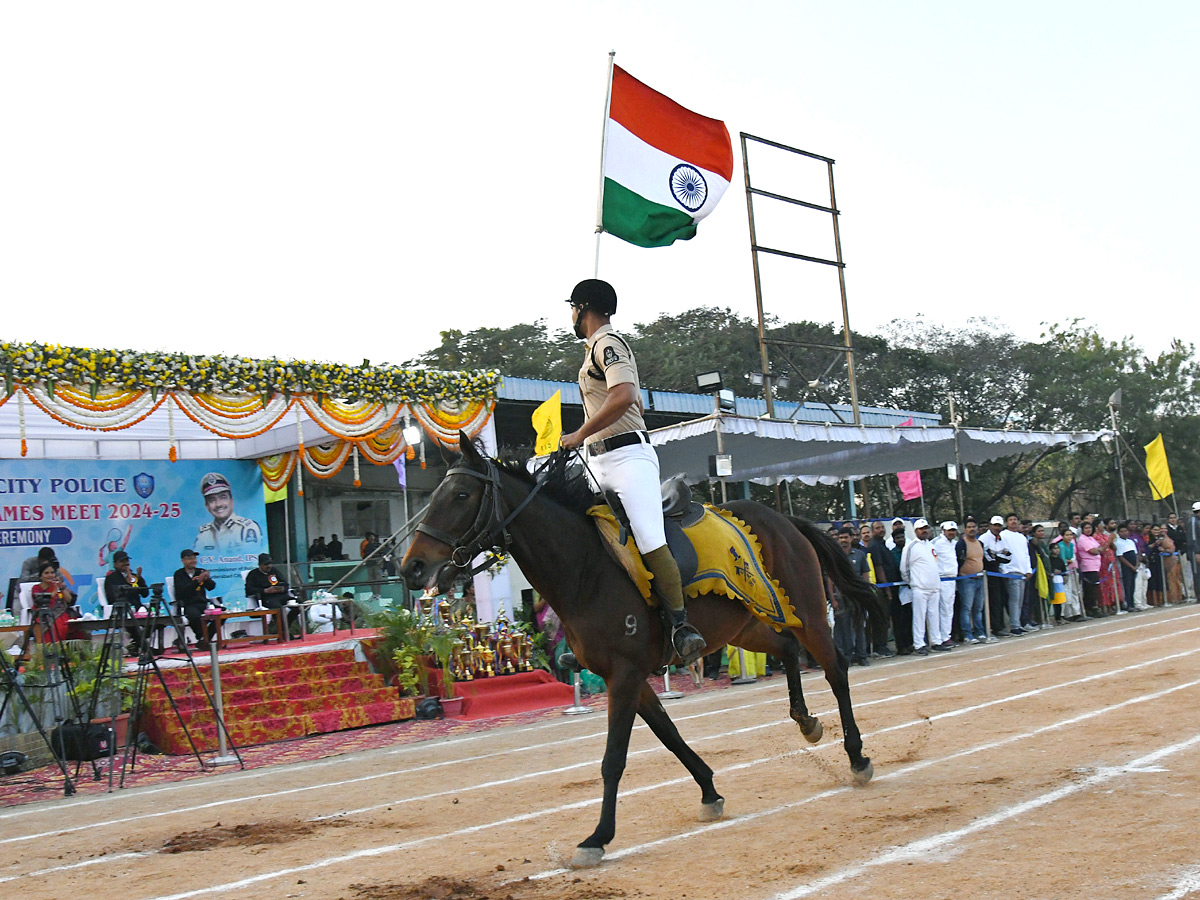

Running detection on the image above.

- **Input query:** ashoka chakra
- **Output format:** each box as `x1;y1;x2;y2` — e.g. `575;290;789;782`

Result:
669;164;707;212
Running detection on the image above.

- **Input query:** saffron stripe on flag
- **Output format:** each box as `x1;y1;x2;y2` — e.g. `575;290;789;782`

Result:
610;66;734;181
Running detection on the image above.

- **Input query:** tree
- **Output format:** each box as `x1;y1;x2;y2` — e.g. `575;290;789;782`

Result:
408;310;1200;521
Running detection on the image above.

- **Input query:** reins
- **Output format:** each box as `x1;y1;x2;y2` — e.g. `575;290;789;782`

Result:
415;448;569;577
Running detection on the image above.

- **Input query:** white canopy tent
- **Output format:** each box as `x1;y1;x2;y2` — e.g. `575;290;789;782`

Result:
650;414;1107;485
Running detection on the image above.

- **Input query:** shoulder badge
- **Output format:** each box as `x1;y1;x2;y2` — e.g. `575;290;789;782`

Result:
602;345;621;367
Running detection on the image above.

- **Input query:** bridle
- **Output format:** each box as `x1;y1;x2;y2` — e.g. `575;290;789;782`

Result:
415;451;562;577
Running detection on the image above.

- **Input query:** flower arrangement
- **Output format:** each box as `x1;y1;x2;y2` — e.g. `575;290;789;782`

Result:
1;340;500;404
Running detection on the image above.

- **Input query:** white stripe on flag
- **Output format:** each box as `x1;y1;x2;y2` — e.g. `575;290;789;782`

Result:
604;120;730;221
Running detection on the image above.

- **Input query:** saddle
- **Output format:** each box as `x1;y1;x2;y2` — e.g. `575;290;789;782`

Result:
588;478;801;632
598;476;703;583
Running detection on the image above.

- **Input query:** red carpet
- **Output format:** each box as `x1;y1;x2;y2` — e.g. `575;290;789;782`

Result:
141;647;414;754
432;669;575;720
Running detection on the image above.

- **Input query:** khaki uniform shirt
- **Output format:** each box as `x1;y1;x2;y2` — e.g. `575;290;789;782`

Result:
578;324;646;445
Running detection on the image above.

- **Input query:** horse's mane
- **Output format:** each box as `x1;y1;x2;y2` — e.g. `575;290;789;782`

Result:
492;452;596;516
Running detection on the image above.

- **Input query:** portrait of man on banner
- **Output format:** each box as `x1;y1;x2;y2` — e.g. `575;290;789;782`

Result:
194;471;264;564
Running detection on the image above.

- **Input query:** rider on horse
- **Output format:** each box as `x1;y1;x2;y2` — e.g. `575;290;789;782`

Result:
559;278;708;666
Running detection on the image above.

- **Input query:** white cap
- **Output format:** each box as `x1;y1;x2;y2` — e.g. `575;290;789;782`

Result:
913;518;930;530
990;515;1005;525
1193;501;1200;511
941;521;959;532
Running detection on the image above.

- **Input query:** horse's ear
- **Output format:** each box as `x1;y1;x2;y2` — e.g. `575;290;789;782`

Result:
438;438;457;467
457;430;482;464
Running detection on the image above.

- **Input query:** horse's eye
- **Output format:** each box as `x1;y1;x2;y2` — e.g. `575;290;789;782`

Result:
455;491;470;501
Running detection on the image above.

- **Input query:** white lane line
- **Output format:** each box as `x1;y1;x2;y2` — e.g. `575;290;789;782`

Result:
769;730;1200;900
2;606;1191;829
317;621;1200;822
1155;864;1200;900
15;623;1195;848
4;616;1198;849
0;851;149;884
522;673;1200;883
123;657;1200;899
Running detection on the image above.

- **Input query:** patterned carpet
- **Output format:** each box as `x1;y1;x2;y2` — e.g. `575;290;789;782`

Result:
0;667;750;808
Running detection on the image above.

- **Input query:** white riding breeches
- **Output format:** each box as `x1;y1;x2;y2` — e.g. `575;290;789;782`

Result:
585;440;667;554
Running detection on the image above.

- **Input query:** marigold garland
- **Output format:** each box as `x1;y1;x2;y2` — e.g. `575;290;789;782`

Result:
1;340;500;404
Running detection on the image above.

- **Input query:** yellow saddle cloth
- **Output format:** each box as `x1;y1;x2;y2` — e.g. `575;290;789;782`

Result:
587;504;801;631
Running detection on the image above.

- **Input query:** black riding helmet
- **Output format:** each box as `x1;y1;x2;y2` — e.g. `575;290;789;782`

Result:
566;279;617;316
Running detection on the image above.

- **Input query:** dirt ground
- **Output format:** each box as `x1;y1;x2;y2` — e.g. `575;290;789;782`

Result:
4;604;1200;900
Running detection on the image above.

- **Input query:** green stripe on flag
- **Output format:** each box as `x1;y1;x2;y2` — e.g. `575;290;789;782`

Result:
601;179;697;248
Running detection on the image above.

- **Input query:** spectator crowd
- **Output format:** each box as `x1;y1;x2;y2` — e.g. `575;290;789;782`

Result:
823;504;1200;665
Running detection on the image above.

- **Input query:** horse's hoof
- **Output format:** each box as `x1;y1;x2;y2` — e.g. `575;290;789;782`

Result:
570;846;605;868
852;760;874;786
801;717;823;744
698;798;725;822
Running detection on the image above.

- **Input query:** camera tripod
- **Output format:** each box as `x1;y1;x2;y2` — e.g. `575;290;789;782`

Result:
0;622;77;796
92;586;243;791
0;603;104;786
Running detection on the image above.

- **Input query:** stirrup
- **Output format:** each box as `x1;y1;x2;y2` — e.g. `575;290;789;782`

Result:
671;624;707;667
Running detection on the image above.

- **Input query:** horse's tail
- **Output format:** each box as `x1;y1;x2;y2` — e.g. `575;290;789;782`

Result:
787;516;888;624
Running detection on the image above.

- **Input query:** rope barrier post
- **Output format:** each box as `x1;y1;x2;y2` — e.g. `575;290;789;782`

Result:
657;666;684;700
982;573;998;643
563;671;594;715
208;644;238;766
730;647;756;685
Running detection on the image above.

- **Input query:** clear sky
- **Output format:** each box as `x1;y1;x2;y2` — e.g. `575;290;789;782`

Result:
2;2;1196;370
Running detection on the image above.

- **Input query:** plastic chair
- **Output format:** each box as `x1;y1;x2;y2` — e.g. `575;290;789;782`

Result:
16;583;35;626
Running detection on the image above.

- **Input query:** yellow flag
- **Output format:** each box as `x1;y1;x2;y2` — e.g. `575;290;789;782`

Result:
263;482;289;504
532;390;563;456
1144;433;1174;500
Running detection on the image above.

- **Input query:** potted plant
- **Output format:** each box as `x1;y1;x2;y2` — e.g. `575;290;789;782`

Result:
428;626;465;716
369;605;432;697
65;640;136;748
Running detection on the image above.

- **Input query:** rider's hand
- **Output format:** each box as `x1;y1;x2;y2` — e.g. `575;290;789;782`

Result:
560;430;585;451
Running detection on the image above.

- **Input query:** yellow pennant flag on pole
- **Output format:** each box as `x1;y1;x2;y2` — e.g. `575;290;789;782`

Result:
1144;433;1174;500
532;390;562;456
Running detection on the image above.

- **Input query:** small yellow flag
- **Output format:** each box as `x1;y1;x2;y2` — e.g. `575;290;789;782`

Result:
263;482;289;504
1144;433;1174;500
532;390;563;456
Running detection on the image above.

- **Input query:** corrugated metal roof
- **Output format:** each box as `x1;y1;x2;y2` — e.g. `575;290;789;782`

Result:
497;376;940;426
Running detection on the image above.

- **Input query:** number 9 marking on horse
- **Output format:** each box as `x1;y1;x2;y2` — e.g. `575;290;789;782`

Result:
625;614;637;636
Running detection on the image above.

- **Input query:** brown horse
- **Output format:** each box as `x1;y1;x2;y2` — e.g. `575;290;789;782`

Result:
400;434;884;868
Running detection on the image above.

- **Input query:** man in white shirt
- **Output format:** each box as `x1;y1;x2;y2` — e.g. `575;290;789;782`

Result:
900;518;945;656
931;522;960;650
980;515;1027;635
984;514;1033;634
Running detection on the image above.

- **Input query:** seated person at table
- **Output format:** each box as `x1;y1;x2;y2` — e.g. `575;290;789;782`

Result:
30;561;76;643
308;536;328;561
327;534;344;560
173;549;218;650
103;550;155;655
245;554;299;637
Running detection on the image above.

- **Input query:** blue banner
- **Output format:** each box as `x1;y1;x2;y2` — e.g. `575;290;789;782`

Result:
1;459;267;612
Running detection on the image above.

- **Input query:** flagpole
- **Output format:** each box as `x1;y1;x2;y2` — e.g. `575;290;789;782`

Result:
594;50;616;277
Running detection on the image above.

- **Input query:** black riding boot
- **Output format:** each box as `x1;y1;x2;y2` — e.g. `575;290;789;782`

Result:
669;607;707;667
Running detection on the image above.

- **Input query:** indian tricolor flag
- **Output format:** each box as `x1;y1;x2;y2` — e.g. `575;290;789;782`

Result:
601;65;734;248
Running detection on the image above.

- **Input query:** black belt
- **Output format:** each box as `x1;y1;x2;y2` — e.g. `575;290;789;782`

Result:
587;430;649;456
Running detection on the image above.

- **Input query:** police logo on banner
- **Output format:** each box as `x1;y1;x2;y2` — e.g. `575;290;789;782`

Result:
133;472;155;499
